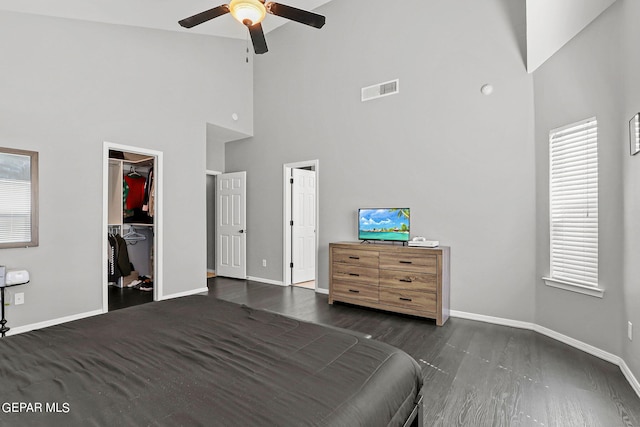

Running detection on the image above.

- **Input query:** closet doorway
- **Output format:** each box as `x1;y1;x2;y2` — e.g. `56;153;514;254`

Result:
102;142;163;313
283;160;319;290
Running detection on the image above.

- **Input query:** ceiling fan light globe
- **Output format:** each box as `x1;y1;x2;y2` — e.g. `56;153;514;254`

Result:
230;0;266;26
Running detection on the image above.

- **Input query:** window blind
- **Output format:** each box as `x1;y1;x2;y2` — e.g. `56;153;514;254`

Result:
0;179;32;243
549;118;598;287
0;148;33;239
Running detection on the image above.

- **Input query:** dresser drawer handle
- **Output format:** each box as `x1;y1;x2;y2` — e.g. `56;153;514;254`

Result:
399;297;412;302
349;289;360;294
399;279;412;283
399;260;412;264
349;256;360;260
349;273;360;277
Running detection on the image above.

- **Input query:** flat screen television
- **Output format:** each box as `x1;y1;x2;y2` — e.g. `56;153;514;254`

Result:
358;208;410;242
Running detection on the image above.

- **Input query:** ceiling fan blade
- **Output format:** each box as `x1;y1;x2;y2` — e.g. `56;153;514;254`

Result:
179;5;230;28
266;2;326;29
248;23;268;54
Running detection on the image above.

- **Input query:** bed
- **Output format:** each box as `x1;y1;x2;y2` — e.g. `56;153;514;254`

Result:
0;295;423;426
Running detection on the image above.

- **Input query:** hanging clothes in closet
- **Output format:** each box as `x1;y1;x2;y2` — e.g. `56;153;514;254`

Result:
108;233;121;283
123;166;152;223
142;167;155;217
107;231;133;284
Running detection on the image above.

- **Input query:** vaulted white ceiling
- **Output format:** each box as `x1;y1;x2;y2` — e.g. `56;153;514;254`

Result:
526;0;618;72
0;0;619;72
0;0;333;39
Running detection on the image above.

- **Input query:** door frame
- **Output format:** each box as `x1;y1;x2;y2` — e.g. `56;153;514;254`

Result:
102;142;164;313
283;160;319;289
206;170;222;277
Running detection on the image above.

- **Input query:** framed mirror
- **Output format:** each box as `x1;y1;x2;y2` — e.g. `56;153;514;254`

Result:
0;147;39;248
630;113;640;156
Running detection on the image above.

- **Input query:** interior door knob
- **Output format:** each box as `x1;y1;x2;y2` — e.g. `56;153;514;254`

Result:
239;229;245;234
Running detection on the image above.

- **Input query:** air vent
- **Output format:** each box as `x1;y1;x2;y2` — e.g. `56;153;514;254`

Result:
361;79;399;102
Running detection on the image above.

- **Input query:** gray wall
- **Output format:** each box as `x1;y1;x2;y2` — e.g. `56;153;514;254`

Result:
206;137;225;173
533;0;631;369
620;0;640;382
0;11;252;327
226;0;537;322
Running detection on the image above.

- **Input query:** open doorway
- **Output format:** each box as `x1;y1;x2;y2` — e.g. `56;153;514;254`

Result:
206;170;221;279
102;142;163;313
283;160;319;290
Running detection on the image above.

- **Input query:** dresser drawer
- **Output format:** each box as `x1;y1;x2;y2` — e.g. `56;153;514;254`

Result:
379;253;437;274
379;287;436;312
332;248;378;268
379;270;436;292
332;281;379;303
332;264;378;285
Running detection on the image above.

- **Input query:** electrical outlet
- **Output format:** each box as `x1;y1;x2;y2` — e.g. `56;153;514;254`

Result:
15;293;24;305
629;322;633;341
262;259;267;267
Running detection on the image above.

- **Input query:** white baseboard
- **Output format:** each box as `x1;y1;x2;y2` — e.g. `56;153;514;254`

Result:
246;276;286;286
160;287;209;300
450;309;640;398
6;309;104;336
532;323;620;365
620;358;640;398
450;310;535;330
315;288;329;295
207;269;216;274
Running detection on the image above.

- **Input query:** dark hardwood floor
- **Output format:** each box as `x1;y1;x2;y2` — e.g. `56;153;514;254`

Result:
208;276;640;427
108;284;154;311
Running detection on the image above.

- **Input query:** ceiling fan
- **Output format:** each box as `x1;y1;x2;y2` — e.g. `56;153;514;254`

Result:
179;0;326;55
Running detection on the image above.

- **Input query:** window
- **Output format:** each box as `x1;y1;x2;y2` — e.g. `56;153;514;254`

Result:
0;147;39;248
545;118;599;296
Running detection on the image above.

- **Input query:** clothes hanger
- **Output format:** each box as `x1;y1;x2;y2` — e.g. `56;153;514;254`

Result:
122;226;146;242
128;166;141;177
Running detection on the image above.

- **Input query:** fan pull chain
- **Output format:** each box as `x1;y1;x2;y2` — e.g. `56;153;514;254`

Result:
246;32;249;63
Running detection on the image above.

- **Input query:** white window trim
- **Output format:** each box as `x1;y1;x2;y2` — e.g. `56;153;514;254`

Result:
542;276;604;298
547;117;600;297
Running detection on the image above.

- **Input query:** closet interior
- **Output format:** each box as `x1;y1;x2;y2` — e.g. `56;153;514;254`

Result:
107;150;156;311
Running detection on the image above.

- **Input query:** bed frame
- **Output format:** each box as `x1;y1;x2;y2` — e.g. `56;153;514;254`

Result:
404;395;424;427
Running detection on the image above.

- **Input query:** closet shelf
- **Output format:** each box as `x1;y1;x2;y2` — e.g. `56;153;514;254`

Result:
109;151;154;165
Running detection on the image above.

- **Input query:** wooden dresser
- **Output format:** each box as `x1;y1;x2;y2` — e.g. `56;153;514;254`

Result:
329;242;450;325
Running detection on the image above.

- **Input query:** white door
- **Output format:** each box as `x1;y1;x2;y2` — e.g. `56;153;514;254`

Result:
216;171;246;279
291;169;316;284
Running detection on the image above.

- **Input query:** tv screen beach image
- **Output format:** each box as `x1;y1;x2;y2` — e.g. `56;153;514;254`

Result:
359;208;410;241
